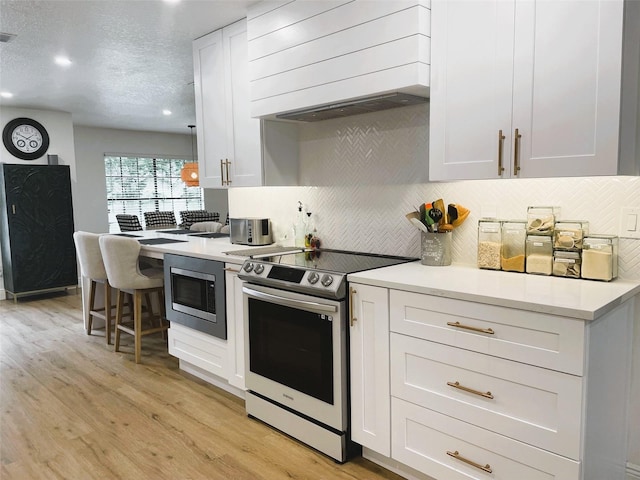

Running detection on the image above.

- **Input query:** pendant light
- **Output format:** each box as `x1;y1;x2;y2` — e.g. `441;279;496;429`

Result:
181;124;199;187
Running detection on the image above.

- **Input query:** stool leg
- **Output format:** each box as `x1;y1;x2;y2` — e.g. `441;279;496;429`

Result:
87;279;97;335
159;289;167;339
104;282;112;345
134;290;143;364
144;292;154;326
114;290;124;353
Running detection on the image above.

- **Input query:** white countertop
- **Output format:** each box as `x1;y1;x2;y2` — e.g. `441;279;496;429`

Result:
124;230;258;264
130;231;639;321
348;262;640;321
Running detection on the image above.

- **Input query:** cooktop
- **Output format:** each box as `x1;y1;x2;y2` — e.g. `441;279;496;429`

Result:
239;249;417;299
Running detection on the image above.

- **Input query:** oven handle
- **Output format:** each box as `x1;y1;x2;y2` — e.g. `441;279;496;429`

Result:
243;286;338;314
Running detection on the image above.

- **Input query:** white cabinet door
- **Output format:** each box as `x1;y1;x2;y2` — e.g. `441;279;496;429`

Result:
193;20;262;189
429;0;515;181
193;29;226;188
349;283;390;456
429;0;625;180
222;21;262;187
225;265;246;390
511;0;624;178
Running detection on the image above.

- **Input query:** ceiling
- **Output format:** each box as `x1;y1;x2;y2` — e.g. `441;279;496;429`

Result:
0;0;256;134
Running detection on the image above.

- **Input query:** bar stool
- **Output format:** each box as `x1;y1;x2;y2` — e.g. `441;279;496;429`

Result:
73;231;116;344
98;235;168;363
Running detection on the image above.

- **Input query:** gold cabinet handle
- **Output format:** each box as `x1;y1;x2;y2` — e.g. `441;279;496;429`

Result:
497;129;505;176
220;159;225;186
225;159;232;185
447;321;494;335
513;128;522;176
447;381;494;399
349;287;357;327
446;450;492;473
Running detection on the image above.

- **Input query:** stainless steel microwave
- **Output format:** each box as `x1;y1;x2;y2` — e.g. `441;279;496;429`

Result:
164;254;226;339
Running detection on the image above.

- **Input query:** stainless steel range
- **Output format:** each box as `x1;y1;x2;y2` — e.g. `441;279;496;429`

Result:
239;249;416;462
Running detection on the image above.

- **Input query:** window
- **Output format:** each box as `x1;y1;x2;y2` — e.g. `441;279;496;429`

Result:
105;155;203;232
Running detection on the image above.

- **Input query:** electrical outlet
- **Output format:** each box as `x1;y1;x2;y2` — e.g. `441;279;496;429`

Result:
619;207;640;239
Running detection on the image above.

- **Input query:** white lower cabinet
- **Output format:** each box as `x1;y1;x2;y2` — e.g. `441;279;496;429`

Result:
349;283;391;456
391;397;580;479
225;265;245;390
390;333;583;459
349;283;634;480
168;322;227;379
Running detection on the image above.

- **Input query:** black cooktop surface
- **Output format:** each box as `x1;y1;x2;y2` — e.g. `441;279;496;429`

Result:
255;249;417;274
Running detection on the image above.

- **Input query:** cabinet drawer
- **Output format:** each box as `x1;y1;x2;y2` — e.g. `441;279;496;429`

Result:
390;334;582;459
391;398;580;480
390;289;585;375
168;323;227;379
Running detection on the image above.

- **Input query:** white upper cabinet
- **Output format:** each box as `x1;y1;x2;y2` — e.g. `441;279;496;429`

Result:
429;0;638;181
247;0;431;119
193;20;263;188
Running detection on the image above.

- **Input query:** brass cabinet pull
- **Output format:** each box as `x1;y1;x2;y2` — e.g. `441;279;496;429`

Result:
447;381;494;399
349;288;357;327
447;321;494;335
220;159;225;185
513;128;522;176
446;450;492;473
497;129;505;176
225;159;232;185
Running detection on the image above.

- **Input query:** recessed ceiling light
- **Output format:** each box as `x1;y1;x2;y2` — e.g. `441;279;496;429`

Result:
163;109;172;116
54;56;72;67
0;91;13;98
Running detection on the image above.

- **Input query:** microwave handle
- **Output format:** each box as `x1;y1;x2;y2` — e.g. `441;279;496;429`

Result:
243;286;337;315
170;267;216;282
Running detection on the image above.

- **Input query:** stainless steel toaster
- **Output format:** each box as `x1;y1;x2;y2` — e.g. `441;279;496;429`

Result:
229;218;273;246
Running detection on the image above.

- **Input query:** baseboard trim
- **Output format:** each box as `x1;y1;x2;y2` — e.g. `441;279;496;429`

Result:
628;462;640;479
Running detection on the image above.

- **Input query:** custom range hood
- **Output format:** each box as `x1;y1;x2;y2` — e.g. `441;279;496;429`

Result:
274;92;428;122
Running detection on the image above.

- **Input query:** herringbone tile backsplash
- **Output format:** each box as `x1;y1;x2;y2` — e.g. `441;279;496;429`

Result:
229;104;640;280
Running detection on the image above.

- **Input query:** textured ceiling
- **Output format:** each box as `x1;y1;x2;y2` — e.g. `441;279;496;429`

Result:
0;0;255;134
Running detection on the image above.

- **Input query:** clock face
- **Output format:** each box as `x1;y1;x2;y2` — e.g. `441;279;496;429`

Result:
11;124;44;154
2;117;50;160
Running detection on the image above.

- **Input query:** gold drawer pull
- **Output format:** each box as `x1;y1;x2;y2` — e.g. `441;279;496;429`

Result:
446;450;492;473
447;381;494;399
447;321;494;335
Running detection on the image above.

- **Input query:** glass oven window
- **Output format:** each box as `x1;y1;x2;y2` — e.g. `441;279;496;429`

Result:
172;274;210;312
248;298;333;404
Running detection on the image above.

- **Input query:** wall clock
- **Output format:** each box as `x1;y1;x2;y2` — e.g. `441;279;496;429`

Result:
2;117;50;161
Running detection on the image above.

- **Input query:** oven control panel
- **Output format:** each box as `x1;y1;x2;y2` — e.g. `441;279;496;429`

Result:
239;261;345;298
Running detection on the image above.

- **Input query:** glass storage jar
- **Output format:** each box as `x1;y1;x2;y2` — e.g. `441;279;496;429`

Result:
526;206;560;236
554;220;589;250
582;235;618;281
501;220;526;272
526;235;553;275
477;219;502;270
553;251;581;278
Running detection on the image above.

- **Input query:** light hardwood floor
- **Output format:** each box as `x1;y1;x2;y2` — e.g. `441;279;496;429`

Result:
0;291;404;480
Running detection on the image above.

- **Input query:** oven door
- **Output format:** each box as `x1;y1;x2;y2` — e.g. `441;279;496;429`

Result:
243;283;347;431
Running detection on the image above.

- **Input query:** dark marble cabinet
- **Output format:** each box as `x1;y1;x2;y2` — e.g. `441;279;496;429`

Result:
0;164;77;299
